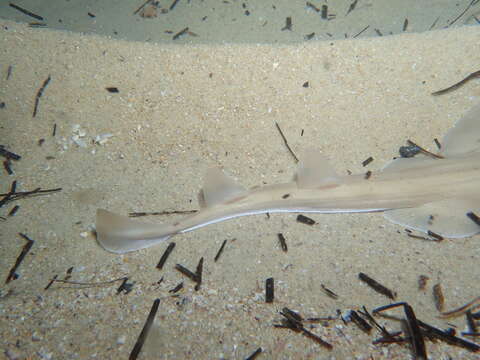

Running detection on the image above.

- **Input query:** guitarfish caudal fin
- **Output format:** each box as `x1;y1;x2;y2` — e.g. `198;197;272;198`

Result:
96;168;249;253
384;102;480;237
96;103;480;253
96;209;179;253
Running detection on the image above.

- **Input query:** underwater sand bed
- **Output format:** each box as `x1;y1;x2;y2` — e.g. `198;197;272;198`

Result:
1;19;480;359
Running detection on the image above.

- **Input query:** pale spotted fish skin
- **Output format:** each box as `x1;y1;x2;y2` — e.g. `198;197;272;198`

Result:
96;103;480;253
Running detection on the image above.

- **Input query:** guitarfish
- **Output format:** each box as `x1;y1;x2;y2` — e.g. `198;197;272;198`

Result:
96;103;480;253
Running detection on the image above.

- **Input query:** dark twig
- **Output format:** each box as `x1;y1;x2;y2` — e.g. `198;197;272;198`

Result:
276;307;333;349
359;306;396;340
265;277;274;303
129;209;196;217
194;257;203;291
277;233;288;252
403;303;427;360
440;296;480;319
372;302;427;358
133;0;152;15
8;205;19;216
359;272;396;300
117;277;135;294
418;319;480;352
3;159;13;174
172;27;189;40
321;284;338;299
33;75;51;118
433;283;445;311
156;242;176;270
0;186;62;208
129;298;161;360
467;211;480;226
0;181;17;208
9;3;44;20
0;146;21;161
245;347;262;360
214;239;228;262
447;0;478;27
432;70;480;96
169;282;183;293
175;264;199;282
429;17;440;30
48;276;128;288
349;310;372;333
169;0;180;11
297;214;316;225
6;65;13;80
275;122;299;163
353;25;370;38
346;0;358;15
406;140;444;159
6;233;35;283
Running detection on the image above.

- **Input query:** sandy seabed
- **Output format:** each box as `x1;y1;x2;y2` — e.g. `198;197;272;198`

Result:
1;19;480;359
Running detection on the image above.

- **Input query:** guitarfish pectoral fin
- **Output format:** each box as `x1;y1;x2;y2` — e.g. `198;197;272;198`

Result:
384;199;480;238
384;102;480;238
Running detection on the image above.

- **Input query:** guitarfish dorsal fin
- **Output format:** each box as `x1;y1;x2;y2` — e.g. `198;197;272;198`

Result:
295;148;341;188
199;167;246;208
440;102;480;156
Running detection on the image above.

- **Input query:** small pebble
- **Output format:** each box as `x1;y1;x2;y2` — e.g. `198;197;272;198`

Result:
71;135;87;148
399;145;421;158
116;335;126;345
5;349;22;360
37;351;53;360
94;133;113;145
